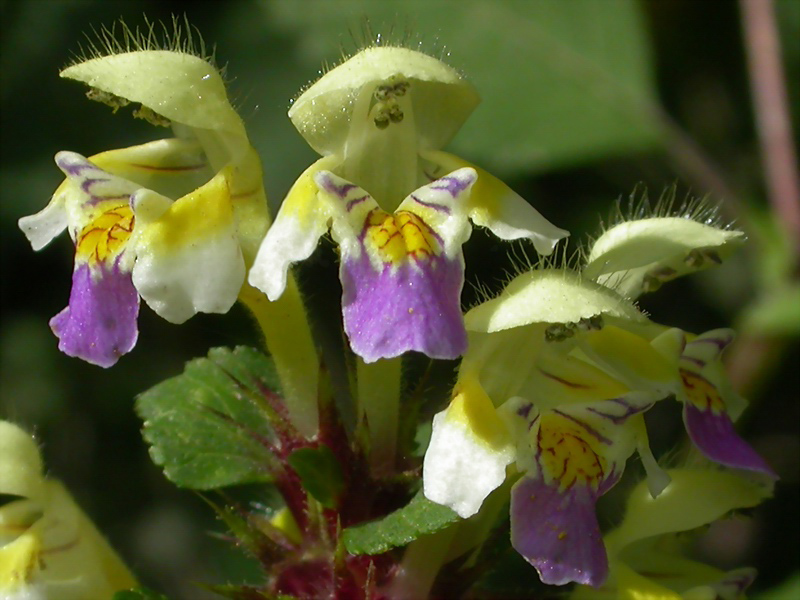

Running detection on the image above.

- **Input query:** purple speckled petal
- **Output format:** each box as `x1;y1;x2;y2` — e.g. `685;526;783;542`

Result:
340;250;466;362
510;476;608;587
683;404;776;477
50;261;139;368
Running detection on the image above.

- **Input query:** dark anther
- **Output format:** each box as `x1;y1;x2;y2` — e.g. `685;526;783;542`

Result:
545;324;575;342
388;105;404;123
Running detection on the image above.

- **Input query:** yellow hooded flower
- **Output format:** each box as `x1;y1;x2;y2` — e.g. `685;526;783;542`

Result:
19;35;269;367
0;421;137;599
248;45;568;362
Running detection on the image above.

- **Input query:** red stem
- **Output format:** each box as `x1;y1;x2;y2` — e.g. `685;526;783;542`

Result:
740;0;800;257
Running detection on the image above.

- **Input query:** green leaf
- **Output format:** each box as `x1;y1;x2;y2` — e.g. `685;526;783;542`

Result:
263;0;663;174
199;495;286;564
113;589;170;600
287;445;345;508
741;283;800;336
202;583;294;600
342;490;459;555
136;346;281;490
755;573;800;600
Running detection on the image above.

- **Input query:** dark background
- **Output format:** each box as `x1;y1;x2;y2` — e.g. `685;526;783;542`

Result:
1;1;798;597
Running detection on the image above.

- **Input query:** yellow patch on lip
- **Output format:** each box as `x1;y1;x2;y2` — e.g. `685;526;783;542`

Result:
75;204;134;266
445;375;512;452
679;369;726;414
0;529;42;587
364;209;441;265
537;412;608;491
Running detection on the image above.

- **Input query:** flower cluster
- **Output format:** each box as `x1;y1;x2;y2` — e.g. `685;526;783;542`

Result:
19;42;269;367
12;23;776;600
422;215;774;586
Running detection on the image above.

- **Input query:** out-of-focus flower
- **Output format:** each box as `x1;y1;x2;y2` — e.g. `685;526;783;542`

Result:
0;421;137;599
571;469;771;600
19;39;269;367
248;45;568;362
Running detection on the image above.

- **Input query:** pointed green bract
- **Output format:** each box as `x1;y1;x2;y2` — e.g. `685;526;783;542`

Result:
342;490;459;555
287;446;345;509
136;346;282;489
113;589;171;600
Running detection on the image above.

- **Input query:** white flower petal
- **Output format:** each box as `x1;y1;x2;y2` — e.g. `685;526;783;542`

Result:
424;150;568;255
18;191;68;251
0;422;44;500
423;379;514;518
132;168;245;323
248;157;339;300
424;410;513;518
61;51;245;139
133;228;244;323
289;47;479;157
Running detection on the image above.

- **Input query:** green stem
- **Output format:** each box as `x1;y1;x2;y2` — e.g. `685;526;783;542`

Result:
357;356;402;477
388;526;457;600
239;279;319;438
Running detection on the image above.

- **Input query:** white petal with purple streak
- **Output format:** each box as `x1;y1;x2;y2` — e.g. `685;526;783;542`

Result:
248;156;340;300
423;378;514;518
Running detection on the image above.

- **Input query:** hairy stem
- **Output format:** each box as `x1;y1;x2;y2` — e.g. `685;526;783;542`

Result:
357;356;402;477
239;279;319;437
387;526;457;600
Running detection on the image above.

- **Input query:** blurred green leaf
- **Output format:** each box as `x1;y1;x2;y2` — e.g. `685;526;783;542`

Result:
136;346;281;489
736;210;800;336
287;445;345;509
741;283;800;336
204;583;297;600
755;573;800;600
264;0;663;174
342;489;459;555
200;495;287;567
113;589;171;600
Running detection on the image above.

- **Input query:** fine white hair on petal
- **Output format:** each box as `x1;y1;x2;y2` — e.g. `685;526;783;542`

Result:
423;409;514;519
